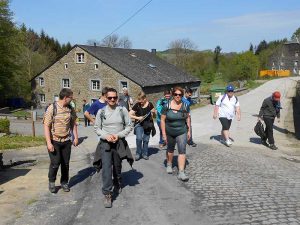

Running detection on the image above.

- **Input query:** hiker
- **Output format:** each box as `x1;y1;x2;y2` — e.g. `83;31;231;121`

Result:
160;86;191;181
156;89;171;148
43;88;78;193
119;87;134;111
182;88;197;147
82;99;91;127
129;91;156;161
258;91;281;150
94;88;132;208
84;87;108;125
213;84;241;147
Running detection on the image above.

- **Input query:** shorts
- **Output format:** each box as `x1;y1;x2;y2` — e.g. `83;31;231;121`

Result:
219;117;232;130
167;132;187;154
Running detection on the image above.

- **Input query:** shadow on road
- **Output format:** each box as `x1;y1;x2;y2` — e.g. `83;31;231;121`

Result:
148;147;159;156
249;137;261;145
0;168;31;185
273;125;295;135
121;169;143;188
69;166;96;188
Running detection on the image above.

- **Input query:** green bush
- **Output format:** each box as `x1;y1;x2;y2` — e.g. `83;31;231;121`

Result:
0;118;10;134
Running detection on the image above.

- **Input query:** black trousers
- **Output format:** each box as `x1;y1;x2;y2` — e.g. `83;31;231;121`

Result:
84;116;90;126
100;141;122;195
263;117;275;145
48;140;72;184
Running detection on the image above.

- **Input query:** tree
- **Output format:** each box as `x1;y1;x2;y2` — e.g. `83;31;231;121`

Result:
249;43;254;53
0;0;20;101
100;34;132;48
167;38;197;68
291;27;300;42
118;36;132;48
214;45;222;67
255;40;268;55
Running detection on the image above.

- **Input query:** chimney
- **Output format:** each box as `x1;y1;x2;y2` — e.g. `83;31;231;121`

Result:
151;49;156;54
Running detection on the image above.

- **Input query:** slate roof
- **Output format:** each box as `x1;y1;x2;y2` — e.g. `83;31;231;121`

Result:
77;45;200;87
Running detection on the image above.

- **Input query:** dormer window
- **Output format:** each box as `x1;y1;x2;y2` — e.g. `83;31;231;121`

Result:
39;77;44;86
76;53;85;63
148;64;156;68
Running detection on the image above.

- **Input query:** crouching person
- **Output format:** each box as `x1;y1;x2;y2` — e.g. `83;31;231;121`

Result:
43;88;78;193
94;88;132;208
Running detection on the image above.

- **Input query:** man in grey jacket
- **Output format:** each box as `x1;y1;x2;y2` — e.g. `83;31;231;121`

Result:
94;88;132;208
258;91;281;150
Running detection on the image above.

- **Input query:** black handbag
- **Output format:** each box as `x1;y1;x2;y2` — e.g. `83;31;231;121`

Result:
254;120;266;139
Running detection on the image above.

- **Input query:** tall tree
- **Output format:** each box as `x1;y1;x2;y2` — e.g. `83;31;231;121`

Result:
255;40;268;55
249;43;254;53
291;27;300;42
214;45;222;67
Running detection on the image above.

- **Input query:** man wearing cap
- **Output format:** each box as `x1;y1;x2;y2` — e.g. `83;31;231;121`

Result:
213;85;241;147
258;91;281;150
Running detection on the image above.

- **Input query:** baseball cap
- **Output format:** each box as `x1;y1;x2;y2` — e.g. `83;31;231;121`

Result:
272;91;281;101
226;85;235;92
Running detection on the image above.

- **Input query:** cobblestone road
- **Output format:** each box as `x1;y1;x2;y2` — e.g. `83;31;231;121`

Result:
184;144;300;225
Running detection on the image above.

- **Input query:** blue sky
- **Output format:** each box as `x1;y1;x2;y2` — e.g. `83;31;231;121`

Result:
10;0;300;52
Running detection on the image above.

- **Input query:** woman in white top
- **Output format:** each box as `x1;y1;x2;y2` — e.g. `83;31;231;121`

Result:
213;85;241;146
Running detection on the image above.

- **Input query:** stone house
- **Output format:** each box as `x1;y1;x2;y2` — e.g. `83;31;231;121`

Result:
269;40;300;75
31;45;200;109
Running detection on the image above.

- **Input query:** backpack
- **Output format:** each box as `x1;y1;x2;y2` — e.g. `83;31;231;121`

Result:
254;120;266;139
99;106;126;129
220;94;238;106
51;102;74;132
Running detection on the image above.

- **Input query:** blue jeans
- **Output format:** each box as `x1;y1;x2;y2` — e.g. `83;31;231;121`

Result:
157;121;164;145
135;124;150;157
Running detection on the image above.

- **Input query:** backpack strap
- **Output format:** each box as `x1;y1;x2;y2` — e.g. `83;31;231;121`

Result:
100;106;126;129
52;102;57;132
220;94;238;106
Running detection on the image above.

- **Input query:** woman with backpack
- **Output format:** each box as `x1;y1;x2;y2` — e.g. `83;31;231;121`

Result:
129;91;156;161
160;86;191;181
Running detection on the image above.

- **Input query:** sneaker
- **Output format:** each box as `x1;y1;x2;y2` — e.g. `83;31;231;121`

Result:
177;171;189;182
190;142;197;147
135;155;141;161
61;183;70;192
104;194;112;208
225;140;231;147
49;182;56;193
166;164;173;174
142;155;149;160
269;144;278;150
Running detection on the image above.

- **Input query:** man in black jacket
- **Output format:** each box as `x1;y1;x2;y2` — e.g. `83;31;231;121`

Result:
258;91;281;150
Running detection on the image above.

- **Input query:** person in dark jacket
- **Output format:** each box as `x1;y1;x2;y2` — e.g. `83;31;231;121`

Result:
258;91;281;150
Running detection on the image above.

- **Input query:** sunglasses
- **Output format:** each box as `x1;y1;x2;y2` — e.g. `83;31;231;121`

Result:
107;96;118;100
227;90;234;93
174;93;183;97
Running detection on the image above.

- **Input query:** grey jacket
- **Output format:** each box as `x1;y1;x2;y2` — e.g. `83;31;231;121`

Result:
259;97;281;119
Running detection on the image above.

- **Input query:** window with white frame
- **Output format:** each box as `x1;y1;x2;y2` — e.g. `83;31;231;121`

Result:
91;80;100;91
295;52;299;57
76;53;85;63
62;78;70;88
39;77;44;86
40;94;45;103
295;61;298;67
64;63;68;69
94;63;99;70
119;81;128;92
191;87;198;98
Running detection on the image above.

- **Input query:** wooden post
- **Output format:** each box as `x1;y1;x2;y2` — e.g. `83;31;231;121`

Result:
31;111;35;137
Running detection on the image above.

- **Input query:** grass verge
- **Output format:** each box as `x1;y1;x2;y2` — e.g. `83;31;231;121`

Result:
0;135;45;151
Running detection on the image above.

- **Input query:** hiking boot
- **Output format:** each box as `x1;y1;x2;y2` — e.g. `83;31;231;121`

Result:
104;194;112;208
166;164;173;174
177;171;189;182
269;144;278;150
61;183;70;192
49;182;56;193
142;155;149;160
261;140;269;147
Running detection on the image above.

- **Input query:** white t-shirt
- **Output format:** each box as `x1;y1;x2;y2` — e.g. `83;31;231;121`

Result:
216;94;240;120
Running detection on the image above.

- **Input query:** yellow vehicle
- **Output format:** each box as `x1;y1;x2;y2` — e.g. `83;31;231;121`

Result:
259;70;290;77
